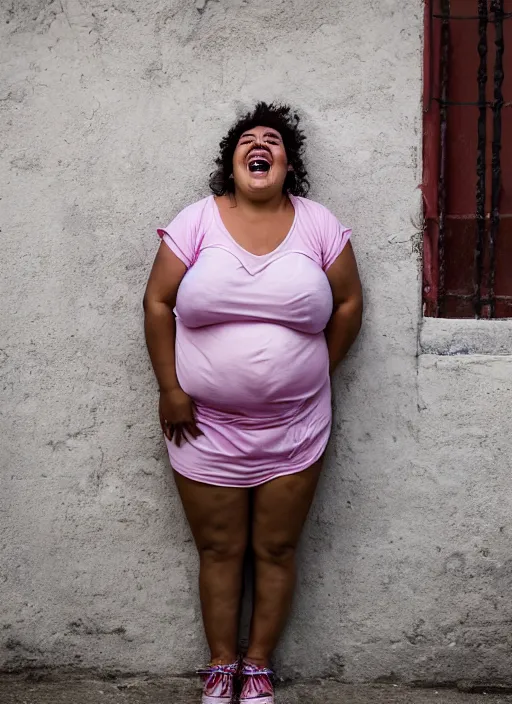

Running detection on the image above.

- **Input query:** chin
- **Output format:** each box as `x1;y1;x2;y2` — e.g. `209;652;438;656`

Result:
247;178;282;192
248;180;272;190
246;185;280;200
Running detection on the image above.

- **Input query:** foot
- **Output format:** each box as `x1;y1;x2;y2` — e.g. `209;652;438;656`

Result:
197;662;238;704
239;661;274;704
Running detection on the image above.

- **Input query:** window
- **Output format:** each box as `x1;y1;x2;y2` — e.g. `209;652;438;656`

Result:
423;0;512;318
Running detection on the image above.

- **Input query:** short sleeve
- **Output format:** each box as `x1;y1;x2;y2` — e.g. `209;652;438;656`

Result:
157;199;206;268
320;208;352;272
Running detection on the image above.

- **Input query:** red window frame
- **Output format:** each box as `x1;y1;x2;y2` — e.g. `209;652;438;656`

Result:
422;0;512;318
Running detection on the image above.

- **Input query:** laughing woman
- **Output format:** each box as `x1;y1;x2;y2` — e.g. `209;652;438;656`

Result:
143;102;363;704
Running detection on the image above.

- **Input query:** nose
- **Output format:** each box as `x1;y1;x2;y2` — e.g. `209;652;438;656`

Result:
252;142;270;152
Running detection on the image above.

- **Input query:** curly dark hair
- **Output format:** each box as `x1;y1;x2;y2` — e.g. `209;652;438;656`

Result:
209;102;309;197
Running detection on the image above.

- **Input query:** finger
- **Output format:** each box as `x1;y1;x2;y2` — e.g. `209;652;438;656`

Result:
159;412;167;437
190;405;204;436
180;426;191;445
174;425;182;448
161;420;170;441
159;407;171;439
186;422;202;439
162;419;173;442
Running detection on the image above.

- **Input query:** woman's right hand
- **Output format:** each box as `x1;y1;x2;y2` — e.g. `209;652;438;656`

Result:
159;388;203;447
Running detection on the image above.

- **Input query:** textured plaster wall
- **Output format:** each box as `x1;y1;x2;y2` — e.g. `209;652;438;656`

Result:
2;0;512;686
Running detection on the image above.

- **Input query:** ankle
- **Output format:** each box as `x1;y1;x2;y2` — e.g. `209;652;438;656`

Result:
243;653;270;668
209;654;238;666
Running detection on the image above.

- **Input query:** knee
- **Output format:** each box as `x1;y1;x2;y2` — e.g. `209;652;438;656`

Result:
253;539;296;566
199;537;247;563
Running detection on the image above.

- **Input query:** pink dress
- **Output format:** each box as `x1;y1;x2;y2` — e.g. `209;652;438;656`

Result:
157;194;351;487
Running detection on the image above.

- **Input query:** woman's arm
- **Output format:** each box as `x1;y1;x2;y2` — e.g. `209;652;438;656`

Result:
324;241;363;374
143;243;201;446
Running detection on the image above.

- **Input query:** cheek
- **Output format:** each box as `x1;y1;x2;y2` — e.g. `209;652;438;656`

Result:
233;151;247;170
274;150;288;168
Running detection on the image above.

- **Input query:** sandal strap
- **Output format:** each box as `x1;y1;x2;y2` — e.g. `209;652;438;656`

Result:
197;662;238;677
242;663;274;677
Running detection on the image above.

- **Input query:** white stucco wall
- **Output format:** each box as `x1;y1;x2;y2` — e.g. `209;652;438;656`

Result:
2;0;512;685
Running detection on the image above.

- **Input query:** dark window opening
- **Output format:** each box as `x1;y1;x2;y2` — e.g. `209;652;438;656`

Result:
423;0;512;318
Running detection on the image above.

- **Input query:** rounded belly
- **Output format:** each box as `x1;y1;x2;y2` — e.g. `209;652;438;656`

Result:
175;319;329;412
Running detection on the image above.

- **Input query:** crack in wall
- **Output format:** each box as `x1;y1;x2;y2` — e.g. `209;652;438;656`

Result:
195;0;211;13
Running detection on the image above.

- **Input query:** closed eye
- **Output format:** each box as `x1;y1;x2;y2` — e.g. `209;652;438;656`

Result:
239;132;282;145
239;138;279;147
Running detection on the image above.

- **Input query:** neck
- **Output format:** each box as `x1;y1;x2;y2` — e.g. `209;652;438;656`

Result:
230;188;289;215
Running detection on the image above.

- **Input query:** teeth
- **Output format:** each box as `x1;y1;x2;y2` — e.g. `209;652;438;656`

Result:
248;154;271;164
248;159;271;173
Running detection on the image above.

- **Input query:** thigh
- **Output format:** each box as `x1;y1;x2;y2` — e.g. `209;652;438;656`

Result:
252;461;323;551
174;471;250;551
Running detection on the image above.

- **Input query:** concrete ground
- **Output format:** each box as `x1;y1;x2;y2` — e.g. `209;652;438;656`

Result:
2;676;512;704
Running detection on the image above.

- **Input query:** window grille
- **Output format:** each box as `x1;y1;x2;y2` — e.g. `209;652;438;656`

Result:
423;0;512;318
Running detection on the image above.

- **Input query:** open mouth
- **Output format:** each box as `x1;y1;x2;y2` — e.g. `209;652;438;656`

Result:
248;159;271;173
247;153;271;173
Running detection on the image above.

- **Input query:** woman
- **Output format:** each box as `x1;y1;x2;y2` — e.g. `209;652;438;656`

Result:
143;102;363;704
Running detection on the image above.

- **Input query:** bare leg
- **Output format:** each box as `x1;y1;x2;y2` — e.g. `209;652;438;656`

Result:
174;471;249;664
246;460;322;666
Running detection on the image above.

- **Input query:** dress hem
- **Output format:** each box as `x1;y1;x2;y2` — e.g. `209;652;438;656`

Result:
169;443;328;488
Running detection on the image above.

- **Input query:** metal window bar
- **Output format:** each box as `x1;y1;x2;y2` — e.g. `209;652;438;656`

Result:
425;0;511;318
489;0;505;318
437;0;450;317
475;0;488;317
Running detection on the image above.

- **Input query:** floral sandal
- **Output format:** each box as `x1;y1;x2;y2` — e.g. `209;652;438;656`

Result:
197;662;238;704
239;661;275;704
